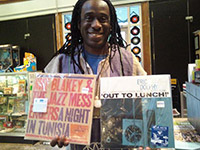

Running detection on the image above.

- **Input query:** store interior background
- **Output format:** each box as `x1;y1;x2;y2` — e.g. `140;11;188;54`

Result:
1;0;200;86
0;0;200;148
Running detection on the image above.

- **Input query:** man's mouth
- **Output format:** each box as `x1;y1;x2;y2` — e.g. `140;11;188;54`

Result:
88;33;103;40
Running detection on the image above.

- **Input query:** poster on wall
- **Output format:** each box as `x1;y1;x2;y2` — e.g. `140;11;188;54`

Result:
25;73;96;145
100;75;175;148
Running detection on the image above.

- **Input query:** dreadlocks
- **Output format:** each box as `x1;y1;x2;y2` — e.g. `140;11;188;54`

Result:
58;0;127;75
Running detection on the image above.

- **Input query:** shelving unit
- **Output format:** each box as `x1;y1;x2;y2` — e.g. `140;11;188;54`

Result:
0;72;29;138
186;82;200;133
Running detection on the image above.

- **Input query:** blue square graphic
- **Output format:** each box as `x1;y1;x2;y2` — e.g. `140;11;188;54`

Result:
151;125;169;147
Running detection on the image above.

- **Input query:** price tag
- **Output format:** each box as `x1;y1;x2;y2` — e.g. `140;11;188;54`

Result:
157;101;165;108
82;87;89;94
33;98;48;112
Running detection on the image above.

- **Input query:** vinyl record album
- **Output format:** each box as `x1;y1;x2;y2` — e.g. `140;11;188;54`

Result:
130;15;139;23
131;46;141;54
100;76;175;149
65;22;71;30
131;26;140;35
135;55;141;62
131;37;140;45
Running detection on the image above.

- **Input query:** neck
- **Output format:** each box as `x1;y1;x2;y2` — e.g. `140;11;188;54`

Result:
83;44;109;55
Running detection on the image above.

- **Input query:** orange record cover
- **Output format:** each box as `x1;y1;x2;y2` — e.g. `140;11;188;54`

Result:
24;73;96;145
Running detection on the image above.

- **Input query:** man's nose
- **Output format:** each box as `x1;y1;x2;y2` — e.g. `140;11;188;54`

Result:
91;18;101;30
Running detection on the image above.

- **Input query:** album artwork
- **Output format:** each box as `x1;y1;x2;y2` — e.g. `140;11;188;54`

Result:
100;75;175;149
25;73;96;145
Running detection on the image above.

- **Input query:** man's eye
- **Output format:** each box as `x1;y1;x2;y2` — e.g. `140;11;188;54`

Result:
100;16;108;23
85;16;93;21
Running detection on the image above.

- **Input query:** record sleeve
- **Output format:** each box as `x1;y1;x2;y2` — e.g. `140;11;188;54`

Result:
25;73;96;145
100;75;175;148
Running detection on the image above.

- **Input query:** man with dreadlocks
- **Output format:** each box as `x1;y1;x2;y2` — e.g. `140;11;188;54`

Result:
45;0;147;149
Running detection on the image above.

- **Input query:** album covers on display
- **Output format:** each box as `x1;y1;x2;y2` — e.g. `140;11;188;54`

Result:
25;73;96;145
100;75;175;148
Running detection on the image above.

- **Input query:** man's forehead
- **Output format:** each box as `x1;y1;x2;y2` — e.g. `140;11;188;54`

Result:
81;0;109;11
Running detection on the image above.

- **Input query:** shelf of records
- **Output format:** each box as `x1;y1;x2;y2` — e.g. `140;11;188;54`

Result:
0;72;29;137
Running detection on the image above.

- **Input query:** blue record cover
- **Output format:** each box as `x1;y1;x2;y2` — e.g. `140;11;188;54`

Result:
100;75;175;149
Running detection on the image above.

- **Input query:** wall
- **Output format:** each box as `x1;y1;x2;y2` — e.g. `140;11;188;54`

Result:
0;0;150;21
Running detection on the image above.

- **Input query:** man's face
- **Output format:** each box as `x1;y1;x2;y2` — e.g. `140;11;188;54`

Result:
79;0;111;51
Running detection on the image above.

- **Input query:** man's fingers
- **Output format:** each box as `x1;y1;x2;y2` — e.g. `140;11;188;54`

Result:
57;136;67;148
57;141;64;148
50;136;68;148
63;137;69;146
63;141;69;146
50;137;59;147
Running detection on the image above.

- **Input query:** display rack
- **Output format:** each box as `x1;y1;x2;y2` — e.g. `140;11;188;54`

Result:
0;72;29;138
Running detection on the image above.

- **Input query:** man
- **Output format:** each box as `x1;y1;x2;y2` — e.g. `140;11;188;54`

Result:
45;0;147;149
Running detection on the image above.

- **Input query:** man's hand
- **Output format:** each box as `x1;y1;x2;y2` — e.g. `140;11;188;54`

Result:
50;136;69;148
